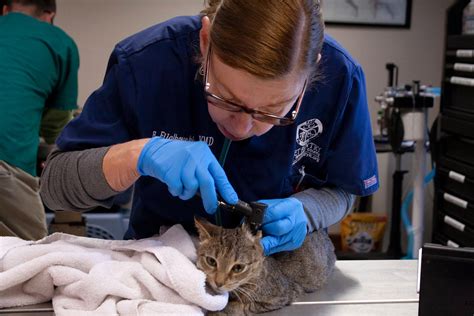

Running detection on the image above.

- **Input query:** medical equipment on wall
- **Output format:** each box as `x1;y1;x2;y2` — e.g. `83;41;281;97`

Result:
375;63;438;258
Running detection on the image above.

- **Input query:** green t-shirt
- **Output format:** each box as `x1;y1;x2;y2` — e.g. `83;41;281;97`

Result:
0;12;79;176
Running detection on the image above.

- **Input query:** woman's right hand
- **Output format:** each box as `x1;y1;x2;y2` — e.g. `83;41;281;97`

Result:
137;137;238;214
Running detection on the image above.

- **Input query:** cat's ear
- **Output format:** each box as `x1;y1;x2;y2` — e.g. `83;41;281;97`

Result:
194;216;218;240
254;230;264;254
240;221;252;237
252;229;263;250
240;222;262;241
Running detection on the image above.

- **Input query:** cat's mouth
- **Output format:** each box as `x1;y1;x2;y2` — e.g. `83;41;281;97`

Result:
208;282;238;294
214;287;228;294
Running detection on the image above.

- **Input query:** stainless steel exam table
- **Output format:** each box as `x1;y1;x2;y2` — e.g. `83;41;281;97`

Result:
0;260;418;316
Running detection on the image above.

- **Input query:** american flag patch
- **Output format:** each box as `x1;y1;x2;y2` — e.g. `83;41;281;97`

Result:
363;175;377;189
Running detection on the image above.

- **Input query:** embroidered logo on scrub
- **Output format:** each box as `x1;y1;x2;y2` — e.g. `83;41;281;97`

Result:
293;118;323;165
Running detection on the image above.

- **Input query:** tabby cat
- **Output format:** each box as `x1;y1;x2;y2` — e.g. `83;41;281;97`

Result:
195;217;336;315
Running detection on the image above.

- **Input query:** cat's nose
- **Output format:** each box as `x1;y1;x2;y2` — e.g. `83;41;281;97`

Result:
215;273;226;288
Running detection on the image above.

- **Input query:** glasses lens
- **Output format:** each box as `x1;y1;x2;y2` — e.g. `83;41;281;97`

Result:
205;92;297;126
206;94;242;112
252;114;293;126
252;100;297;126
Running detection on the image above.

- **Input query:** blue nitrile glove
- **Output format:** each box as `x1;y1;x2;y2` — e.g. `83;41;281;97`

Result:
259;197;308;256
137;137;238;214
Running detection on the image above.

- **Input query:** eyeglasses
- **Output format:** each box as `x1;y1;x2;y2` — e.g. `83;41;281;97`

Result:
203;46;307;126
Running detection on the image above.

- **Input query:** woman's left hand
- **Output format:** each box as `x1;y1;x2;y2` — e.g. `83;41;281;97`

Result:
259;197;308;256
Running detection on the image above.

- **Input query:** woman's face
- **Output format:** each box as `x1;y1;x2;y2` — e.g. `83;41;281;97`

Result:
205;52;307;141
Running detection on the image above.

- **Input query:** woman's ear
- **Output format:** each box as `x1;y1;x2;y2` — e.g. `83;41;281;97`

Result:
200;16;211;58
317;53;322;63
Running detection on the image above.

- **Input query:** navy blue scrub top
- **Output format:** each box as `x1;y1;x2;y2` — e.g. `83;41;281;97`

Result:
57;15;379;239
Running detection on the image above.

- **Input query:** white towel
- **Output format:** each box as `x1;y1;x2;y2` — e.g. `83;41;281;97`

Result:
0;224;228;315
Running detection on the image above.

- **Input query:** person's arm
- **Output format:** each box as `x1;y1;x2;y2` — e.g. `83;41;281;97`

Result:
258;187;354;256
292;187;355;232
102;139;148;191
47;35;79;112
40;138;147;211
41;137;238;213
39;108;73;144
40;146;117;211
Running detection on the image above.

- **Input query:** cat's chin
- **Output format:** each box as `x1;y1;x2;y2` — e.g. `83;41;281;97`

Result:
214;288;229;295
214;286;235;294
206;283;230;295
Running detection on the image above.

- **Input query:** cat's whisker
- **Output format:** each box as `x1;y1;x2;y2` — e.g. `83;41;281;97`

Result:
244;286;260;302
232;289;244;304
240;283;258;296
235;288;252;303
242;281;258;289
236;286;257;304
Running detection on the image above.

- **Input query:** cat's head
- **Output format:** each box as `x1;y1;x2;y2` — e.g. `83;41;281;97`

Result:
194;217;264;294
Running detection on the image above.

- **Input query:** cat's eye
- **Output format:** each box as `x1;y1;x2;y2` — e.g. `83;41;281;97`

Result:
232;264;245;273
206;256;217;267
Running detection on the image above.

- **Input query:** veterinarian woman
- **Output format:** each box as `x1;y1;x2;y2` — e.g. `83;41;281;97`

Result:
40;0;378;256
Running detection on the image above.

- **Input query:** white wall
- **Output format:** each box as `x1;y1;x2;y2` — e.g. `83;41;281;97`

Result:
55;0;204;105
54;0;456;248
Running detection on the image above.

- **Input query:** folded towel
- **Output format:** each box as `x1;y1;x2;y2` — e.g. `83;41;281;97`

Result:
0;224;228;315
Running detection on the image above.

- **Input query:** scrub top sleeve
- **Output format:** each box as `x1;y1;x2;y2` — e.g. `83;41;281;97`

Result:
48;38;80;111
326;65;379;196
56;46;135;151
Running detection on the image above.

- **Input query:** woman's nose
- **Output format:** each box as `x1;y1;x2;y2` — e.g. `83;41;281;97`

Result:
230;112;253;135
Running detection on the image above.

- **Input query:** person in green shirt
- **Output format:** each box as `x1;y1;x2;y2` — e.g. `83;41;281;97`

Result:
0;0;79;240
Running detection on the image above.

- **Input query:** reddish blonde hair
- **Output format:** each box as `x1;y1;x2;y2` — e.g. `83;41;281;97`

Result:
201;0;324;84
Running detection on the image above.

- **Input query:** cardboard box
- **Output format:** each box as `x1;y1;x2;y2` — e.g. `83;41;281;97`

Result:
54;211;83;224
49;211;87;236
49;222;87;236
